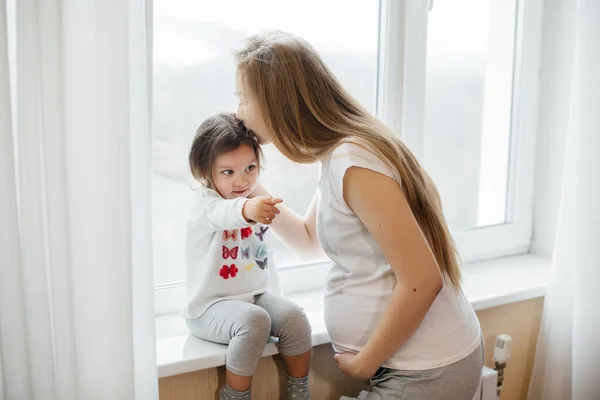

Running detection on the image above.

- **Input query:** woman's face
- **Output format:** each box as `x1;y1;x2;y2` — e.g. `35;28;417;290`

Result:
235;71;272;145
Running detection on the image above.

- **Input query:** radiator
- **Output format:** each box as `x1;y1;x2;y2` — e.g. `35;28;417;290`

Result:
472;366;498;400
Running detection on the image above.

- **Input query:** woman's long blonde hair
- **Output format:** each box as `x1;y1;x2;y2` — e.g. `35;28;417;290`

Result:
236;31;461;287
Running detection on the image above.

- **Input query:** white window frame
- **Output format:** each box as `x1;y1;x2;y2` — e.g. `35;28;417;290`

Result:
452;0;542;262
379;0;542;264
153;0;543;315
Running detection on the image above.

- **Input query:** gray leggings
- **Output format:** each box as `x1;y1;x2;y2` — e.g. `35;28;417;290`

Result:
341;338;484;400
186;292;312;377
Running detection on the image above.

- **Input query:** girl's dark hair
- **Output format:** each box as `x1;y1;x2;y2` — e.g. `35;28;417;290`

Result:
189;113;261;191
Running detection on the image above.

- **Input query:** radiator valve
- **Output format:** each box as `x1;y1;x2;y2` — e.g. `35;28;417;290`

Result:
493;334;512;399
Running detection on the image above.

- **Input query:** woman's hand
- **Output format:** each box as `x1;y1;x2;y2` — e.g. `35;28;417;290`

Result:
333;353;378;382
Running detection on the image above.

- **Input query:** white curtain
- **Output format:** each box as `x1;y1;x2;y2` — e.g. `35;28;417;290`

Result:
0;0;158;399
528;1;600;398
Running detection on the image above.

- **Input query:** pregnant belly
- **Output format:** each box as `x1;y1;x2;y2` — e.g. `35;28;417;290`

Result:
324;291;388;353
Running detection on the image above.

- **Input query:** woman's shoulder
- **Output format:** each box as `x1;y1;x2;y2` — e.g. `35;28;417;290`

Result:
326;138;396;182
329;138;374;159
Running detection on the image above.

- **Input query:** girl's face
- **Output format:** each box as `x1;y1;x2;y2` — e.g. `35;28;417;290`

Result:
235;71;272;145
212;145;259;199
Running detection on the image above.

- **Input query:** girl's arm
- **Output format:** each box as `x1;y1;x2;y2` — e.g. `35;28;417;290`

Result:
190;188;279;231
189;189;249;231
334;167;444;380
251;183;324;260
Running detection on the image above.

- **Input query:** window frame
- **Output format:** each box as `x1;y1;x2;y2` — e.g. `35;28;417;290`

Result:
153;0;543;315
437;0;543;262
381;0;542;264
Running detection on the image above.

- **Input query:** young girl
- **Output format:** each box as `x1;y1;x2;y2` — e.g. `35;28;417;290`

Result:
185;113;312;400
235;31;483;400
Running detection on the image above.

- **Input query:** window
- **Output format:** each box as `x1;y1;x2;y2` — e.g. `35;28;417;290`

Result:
423;0;519;230
378;0;541;263
152;0;542;314
420;0;541;261
152;0;380;313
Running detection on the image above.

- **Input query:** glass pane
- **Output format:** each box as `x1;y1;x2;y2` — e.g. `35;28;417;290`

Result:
422;0;518;231
152;0;379;285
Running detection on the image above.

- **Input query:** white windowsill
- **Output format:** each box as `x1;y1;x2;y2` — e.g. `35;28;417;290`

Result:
155;254;551;379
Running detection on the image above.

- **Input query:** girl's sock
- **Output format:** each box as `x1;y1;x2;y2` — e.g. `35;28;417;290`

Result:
219;383;251;400
287;374;309;400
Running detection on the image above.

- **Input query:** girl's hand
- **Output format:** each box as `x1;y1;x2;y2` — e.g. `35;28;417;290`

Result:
333;353;378;382
242;196;283;224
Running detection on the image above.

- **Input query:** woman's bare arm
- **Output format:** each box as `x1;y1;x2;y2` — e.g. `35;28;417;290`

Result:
335;167;444;379
252;183;324;260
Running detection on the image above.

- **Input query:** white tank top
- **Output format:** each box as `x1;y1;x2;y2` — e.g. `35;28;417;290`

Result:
316;140;481;370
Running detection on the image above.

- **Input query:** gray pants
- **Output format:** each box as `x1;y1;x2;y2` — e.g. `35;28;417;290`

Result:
341;339;484;400
186;292;312;377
